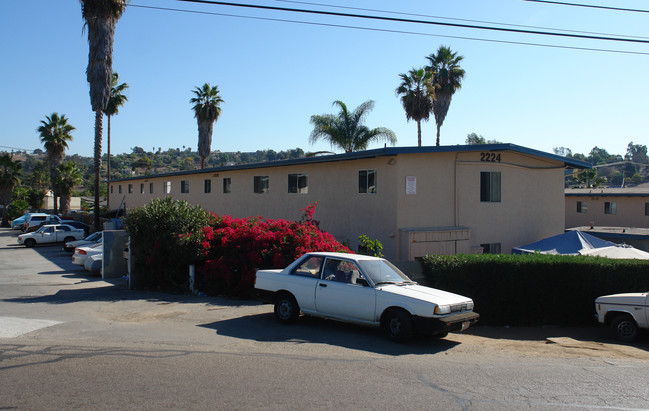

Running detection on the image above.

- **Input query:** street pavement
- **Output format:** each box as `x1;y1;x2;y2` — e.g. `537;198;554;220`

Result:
1;227;648;410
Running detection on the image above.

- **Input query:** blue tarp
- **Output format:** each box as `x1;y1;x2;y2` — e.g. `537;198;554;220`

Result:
512;231;616;255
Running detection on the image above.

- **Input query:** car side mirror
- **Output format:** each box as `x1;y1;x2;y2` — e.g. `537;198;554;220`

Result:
356;278;369;287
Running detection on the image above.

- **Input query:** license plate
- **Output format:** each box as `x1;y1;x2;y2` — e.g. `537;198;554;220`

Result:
460;321;470;331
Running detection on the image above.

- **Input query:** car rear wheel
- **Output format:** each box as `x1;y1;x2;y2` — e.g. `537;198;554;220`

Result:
384;308;413;342
274;293;299;324
24;239;36;248
610;314;638;342
63;236;75;244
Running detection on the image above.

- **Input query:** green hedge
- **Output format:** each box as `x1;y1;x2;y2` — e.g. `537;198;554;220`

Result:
420;254;649;326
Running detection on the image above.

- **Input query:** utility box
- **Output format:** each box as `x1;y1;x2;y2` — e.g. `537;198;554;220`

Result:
102;230;129;279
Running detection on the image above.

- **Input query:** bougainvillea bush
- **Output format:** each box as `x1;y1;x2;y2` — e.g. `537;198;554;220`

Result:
197;203;351;297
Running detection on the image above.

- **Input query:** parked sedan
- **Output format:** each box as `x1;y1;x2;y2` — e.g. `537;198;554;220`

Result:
255;252;480;341
64;232;102;252
72;243;102;266
18;224;85;248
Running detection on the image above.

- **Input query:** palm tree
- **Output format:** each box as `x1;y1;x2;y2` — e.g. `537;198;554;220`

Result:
104;72;129;210
55;162;83;216
309;100;396;153
396;68;433;147
38;113;75;213
190;83;224;169
0;153;22;227
80;0;128;230
425;46;465;146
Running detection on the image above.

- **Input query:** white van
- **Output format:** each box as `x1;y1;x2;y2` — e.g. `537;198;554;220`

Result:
22;213;62;233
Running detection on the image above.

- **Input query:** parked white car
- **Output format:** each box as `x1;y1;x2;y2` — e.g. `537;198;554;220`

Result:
84;253;102;274
18;224;85;248
64;232;102;252
595;292;649;342
72;243;103;266
254;252;479;341
22;213;62;233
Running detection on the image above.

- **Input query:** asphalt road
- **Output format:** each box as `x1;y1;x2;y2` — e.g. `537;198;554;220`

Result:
1;227;648;410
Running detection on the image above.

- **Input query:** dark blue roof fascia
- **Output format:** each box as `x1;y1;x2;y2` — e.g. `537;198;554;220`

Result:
109;143;591;183
565;192;649;198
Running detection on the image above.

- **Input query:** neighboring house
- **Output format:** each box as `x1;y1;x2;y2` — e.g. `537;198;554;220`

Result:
109;144;588;260
565;188;649;229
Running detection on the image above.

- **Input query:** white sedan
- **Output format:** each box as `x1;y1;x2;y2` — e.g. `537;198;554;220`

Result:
64;232;102;252
72;243;102;266
18;224;85;248
254;252;480;341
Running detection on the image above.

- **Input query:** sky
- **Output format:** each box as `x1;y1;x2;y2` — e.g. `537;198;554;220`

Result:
1;0;648;160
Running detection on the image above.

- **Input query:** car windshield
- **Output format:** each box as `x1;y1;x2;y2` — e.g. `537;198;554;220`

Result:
357;259;412;285
85;232;101;241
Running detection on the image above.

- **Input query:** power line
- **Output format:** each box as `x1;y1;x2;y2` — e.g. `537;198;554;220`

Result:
169;0;649;44
130;4;649;56
524;0;649;14
275;0;649;40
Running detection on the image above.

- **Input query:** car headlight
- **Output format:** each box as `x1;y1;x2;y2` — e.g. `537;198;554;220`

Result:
434;305;451;315
466;301;474;311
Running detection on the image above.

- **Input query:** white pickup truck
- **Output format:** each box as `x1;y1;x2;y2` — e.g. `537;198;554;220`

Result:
595;292;648;342
254;252;479;341
18;224;85;248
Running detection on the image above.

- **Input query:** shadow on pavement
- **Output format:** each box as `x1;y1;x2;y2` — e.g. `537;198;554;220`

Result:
198;313;460;356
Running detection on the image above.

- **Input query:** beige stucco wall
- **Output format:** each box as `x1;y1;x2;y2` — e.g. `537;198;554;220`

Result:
565;195;649;228
111;149;568;259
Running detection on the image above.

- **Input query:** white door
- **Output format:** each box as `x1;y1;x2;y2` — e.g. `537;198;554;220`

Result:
314;258;376;322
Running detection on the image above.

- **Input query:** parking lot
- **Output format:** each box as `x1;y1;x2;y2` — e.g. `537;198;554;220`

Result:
1;227;648;409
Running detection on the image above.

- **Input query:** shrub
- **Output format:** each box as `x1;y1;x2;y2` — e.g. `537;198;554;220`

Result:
8;199;30;219
197;203;351;297
357;234;384;257
421;253;649;326
124;197;213;290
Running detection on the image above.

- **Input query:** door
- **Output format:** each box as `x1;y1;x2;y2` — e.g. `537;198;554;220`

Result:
39;226;55;243
314;258;376;322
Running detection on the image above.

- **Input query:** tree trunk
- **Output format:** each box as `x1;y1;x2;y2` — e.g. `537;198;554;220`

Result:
417;120;422;147
93;110;103;231
436;123;441;146
60;195;71;216
107;114;111;210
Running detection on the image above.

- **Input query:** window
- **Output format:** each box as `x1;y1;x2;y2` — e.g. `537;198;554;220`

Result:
322;258;364;284
181;180;190;194
118;185;122;194
223;178;231;193
358;170;377;194
577;201;588;213
110;186;114;194
254;176;269;193
204;179;211;194
291;256;324;278
140;183;144;194
604;202;617;215
646;203;649;216
128;184;133;194
480;243;502;254
164;181;171;194
149;182;154;194
288;173;308;194
480;172;501;202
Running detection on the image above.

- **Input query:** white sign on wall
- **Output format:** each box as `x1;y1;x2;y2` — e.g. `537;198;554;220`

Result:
406;176;416;195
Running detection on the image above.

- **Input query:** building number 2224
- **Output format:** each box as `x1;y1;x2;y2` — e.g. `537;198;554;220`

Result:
480;152;501;162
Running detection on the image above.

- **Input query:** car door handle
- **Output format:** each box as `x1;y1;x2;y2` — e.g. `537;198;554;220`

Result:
319;283;327;288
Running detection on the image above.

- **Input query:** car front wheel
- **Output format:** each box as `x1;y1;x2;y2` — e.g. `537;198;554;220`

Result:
611;314;638;342
24;239;36;248
384;308;413;342
274;294;299;324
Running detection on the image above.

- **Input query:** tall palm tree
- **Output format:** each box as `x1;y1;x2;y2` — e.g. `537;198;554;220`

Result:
0;153;22;227
55;162;83;216
104;72;129;210
190;83;224;169
425;46;465;146
309;100;396;153
396;68;433;147
38;113;75;213
80;0;128;230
